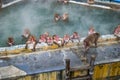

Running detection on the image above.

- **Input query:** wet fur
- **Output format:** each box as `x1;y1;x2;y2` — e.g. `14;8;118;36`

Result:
84;33;100;51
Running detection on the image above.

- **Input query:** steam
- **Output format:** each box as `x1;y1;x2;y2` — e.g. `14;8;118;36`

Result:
0;0;120;47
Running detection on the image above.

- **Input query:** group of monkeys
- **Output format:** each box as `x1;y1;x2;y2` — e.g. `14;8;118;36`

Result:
24;32;100;52
7;30;100;52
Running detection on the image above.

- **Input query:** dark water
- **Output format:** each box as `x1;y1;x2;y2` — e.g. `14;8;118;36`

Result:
0;1;120;47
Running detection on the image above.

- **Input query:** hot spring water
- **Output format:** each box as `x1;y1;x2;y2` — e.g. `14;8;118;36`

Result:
0;0;120;47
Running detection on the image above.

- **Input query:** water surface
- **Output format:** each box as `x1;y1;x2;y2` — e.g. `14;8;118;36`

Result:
0;1;120;47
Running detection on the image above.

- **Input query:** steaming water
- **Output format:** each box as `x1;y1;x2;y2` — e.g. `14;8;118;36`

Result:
0;1;120;47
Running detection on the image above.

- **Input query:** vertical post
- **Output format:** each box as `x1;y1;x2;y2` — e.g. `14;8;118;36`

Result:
58;70;63;80
65;59;71;80
87;55;95;80
90;55;96;67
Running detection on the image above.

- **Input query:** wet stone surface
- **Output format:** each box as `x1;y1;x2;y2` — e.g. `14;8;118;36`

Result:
0;49;82;74
95;44;120;62
0;43;120;75
71;43;120;64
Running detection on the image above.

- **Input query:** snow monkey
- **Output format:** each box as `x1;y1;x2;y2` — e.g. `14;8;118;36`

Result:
84;33;100;51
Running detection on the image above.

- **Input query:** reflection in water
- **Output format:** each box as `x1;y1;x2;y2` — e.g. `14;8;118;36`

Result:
0;0;120;47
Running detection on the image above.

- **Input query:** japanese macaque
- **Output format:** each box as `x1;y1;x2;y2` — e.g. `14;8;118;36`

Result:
52;35;62;47
25;35;37;51
114;25;120;38
70;32;80;43
88;26;96;35
7;37;15;46
83;33;100;51
62;13;69;22
62;34;70;46
54;13;61;22
22;28;31;42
